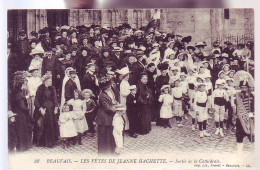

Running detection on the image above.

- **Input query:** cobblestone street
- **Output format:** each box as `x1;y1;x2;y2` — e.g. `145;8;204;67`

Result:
16;116;254;157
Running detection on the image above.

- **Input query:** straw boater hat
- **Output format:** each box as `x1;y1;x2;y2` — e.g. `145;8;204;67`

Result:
197;83;206;88
99;76;112;90
8;110;17;119
196;75;205;81
129;85;137;90
85;63;96;70
82;89;95;97
116;66;130;75
222;64;230;70
221;53;229;58
187;45;196;51
218;70;225;77
203;73;212;78
30;49;44;56
152;42;160;48
166;41;175;48
28;65;39;73
161;85;170;92
195;42;207;48
215;79;225;86
179;72;187;77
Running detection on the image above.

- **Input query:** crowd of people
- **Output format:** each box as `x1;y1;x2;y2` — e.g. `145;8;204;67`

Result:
7;21;255;155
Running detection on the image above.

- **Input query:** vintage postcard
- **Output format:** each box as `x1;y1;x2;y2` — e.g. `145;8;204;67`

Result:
7;8;255;169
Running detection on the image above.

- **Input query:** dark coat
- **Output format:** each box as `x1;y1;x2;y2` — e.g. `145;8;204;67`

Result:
41;37;53;52
155;75;169;95
75;55;91;78
13;39;31;70
81;72;99;97
96;91;116;126
41;55;58;76
33;85;59;147
132;61;146;85
11;92;33;151
65;79;78;102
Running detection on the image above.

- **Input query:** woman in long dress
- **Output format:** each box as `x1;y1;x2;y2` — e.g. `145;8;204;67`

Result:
136;72;153;135
11;71;33;151
96;76;118;155
33;74;59;148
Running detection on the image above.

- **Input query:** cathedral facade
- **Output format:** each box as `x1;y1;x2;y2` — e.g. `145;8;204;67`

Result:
8;9;254;46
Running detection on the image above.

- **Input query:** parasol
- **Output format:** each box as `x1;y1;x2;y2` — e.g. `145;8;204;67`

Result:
233;70;254;87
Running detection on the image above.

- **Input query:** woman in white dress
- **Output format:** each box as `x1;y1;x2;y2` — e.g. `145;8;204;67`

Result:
67;90;88;145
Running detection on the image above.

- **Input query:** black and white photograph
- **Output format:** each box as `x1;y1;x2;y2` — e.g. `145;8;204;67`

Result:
7;8;255;169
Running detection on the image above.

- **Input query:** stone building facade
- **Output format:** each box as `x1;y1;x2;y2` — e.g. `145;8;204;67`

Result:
8;9;254;46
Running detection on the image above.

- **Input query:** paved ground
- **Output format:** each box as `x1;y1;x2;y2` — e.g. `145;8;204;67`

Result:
17;115;254;156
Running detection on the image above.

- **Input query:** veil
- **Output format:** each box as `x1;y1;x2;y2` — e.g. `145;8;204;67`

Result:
60;67;82;109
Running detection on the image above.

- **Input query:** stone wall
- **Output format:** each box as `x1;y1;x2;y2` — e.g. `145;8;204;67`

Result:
8;9;254;45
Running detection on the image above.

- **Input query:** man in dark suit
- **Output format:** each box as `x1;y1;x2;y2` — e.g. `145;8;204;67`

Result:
132;50;146;84
75;47;91;79
64;70;78;102
81;63;99;99
13;30;31;71
126;85;138;138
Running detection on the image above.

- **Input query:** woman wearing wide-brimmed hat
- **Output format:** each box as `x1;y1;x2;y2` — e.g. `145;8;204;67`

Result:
96;76;119;155
10;71;33;151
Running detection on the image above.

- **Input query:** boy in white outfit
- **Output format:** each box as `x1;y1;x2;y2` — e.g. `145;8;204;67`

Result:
112;104;126;154
194;83;211;138
212;81;229;137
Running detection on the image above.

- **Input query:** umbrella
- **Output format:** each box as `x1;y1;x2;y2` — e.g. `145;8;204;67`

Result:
233;70;254;87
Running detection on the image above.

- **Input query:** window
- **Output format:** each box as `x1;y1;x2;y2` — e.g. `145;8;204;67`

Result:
224;9;230;20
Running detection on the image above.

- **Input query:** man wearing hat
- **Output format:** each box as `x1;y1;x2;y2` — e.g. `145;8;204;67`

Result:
64;69;81;102
132;50;146;85
126;85;139;138
81;63;99;99
75;47;91;79
40;27;53;52
111;47;125;69
223;41;235;58
13;30;30;71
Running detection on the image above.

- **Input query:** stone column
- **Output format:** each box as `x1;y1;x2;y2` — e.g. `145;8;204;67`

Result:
160;9;168;32
127;9;134;28
27;10;36;38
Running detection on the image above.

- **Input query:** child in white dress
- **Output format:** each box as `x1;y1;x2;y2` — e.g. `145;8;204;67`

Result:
112;104;126;154
67;90;88;145
159;85;173;128
59;104;78;148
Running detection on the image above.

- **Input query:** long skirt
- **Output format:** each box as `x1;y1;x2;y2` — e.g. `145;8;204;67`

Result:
15;112;32;151
36;105;59;148
138;105;151;135
97;125;116;155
